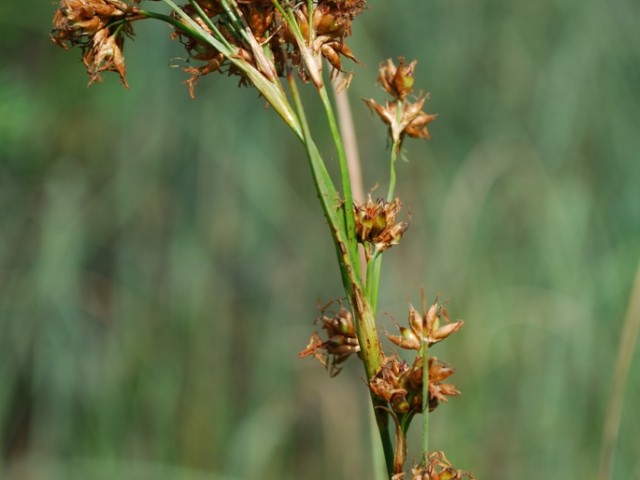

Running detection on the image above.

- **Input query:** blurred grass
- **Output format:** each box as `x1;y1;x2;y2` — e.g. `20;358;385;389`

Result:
1;0;639;479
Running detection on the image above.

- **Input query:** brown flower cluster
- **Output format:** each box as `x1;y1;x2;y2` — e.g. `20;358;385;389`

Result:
354;195;409;259
51;0;143;86
299;302;360;377
387;302;464;351
380;297;463;413
177;0;365;94
364;57;437;147
52;0;366;93
411;451;476;480
369;355;460;416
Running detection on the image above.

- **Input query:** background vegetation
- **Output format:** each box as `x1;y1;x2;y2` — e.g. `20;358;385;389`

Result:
1;0;639;478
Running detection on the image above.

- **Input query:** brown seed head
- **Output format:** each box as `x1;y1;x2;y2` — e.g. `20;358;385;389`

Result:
369;354;458;416
51;0;138;47
387;300;463;350
364;95;437;146
82;27;129;87
51;0;366;94
370;355;460;414
51;0;140;86
411;451;476;480
369;355;411;414
365;56;436;146
354;195;409;259
299;302;360;377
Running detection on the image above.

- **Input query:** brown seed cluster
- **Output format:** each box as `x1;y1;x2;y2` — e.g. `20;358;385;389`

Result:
177;0;365;94
411;451;476;480
51;0;143;86
369;355;460;416
51;0;366;94
387;302;464;351
299;302;360;377
364;295;466;476
364;57;437;147
354;195;409;259
378;298;463;413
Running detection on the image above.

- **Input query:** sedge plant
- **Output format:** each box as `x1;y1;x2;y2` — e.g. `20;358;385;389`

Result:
50;0;474;477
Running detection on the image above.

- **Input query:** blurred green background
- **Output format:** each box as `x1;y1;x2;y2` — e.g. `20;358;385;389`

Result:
1;0;639;478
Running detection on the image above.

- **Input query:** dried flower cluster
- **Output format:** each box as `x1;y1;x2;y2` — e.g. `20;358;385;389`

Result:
372;298;464;416
410;452;475;480
369;355;460;416
387;302;464;351
51;0;366;94
370;297;465;476
172;0;366;94
301;294;468;476
299;302;360;377
365;57;437;148
51;0;143;86
354;195;410;259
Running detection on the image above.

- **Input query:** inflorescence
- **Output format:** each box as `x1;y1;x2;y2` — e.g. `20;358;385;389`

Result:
51;1;470;477
51;0;366;95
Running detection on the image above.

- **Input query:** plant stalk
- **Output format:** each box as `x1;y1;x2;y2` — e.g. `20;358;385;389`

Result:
287;69;394;477
422;343;430;463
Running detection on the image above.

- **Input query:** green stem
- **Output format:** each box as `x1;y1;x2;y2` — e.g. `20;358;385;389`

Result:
317;85;361;276
421;344;430;462
365;138;401;315
185;1;233;49
137;10;209;42
387;139;401;201
307;0;315;43
365;251;381;314
374;403;395;478
219;0;247;39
